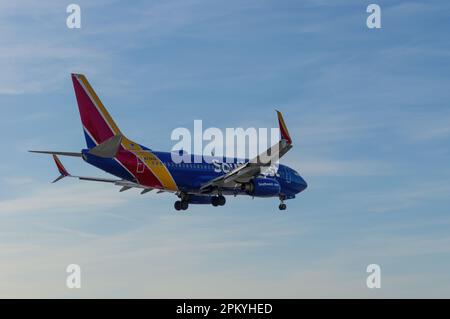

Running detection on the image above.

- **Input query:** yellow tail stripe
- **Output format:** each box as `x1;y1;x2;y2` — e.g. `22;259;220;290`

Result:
77;74;121;135
122;136;177;191
135;151;178;191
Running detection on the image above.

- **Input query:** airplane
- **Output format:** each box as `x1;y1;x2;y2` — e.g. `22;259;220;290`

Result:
30;74;307;211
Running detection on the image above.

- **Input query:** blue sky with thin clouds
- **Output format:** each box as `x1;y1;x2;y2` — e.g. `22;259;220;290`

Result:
1;0;450;297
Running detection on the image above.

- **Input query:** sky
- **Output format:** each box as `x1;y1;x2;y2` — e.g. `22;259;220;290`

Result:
0;0;450;298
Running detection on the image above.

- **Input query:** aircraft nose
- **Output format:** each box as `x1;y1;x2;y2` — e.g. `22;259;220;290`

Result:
298;176;308;192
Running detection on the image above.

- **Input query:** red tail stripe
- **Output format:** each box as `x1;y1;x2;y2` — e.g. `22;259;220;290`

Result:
72;75;115;144
115;151;164;188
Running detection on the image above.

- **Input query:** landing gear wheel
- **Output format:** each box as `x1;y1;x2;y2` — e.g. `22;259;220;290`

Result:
212;195;226;207
175;200;189;211
278;195;287;211
218;195;226;206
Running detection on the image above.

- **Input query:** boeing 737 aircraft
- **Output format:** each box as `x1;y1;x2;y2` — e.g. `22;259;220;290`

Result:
31;74;307;211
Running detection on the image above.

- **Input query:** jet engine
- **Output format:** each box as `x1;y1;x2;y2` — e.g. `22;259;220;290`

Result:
243;178;281;197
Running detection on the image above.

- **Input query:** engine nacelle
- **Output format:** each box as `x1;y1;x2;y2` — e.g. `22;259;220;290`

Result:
243;178;281;197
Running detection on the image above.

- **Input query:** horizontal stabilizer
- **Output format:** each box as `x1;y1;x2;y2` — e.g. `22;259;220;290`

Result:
29;150;82;157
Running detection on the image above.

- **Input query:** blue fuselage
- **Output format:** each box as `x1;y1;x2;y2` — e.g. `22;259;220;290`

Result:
83;148;308;200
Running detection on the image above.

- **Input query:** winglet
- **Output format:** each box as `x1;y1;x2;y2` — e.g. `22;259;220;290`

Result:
276;110;292;145
52;155;70;183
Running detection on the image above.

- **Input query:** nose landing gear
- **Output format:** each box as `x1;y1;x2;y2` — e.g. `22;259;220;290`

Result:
278;195;287;211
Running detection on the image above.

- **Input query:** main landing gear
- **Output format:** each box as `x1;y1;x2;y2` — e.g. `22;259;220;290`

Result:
211;195;226;207
174;192;189;211
174;200;189;211
278;195;287;211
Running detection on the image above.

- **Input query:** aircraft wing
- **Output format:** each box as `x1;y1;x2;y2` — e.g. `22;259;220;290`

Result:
199;162;260;192
200;110;293;192
50;155;154;194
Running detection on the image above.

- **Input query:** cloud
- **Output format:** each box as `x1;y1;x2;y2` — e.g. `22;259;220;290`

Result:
337;179;450;214
0;183;131;215
402;112;450;142
2;177;35;186
285;157;391;177
0;1;112;95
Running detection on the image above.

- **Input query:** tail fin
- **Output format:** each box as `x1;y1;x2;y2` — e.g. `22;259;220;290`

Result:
52;155;70;183
71;73;123;148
